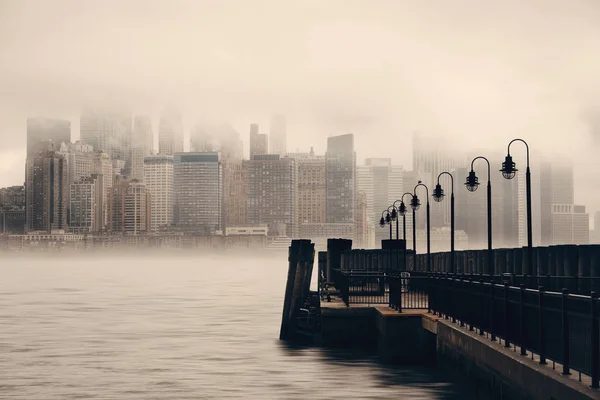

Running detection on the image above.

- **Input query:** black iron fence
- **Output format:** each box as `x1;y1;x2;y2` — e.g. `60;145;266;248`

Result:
331;270;428;310
429;275;600;388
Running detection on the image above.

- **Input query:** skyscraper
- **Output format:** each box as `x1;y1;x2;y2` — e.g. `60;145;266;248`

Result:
158;109;184;155
69;174;104;233
292;150;326;224
109;179;151;235
326;134;355;223
173;152;222;234
131;115;154;181
540;157;575;245
27;118;71;157
92;151;114;229
190;121;243;162
58;141;94;214
25;149;68;232
246;154;296;237
249;123;268;159
223;160;248;228
269;114;287;156
80;110;132;169
144;155;174;231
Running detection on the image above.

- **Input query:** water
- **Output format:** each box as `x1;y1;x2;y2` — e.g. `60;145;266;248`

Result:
0;253;478;399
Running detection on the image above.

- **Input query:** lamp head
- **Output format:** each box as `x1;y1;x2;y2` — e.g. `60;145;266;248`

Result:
390;207;397;221
385;212;392;224
410;195;421;211
432;183;445;202
398;201;407;216
501;154;517;179
465;170;480;192
379;217;385;227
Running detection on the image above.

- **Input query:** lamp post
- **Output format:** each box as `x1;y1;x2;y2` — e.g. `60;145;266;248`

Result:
413;181;431;271
391;201;401;240
379;208;393;240
396;192;415;250
501;139;533;275
432;171;455;273
465;156;493;275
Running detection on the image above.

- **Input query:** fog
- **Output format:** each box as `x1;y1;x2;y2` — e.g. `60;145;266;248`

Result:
1;0;600;212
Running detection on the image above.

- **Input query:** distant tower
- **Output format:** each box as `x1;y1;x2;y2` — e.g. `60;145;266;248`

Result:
25;148;68;232
249;124;268;159
26;118;71;157
158;109;184;156
269;114;287;156
109;179;151;235
131;115;154;181
80;109;132;167
326;134;356;223
69;174;104;233
144;155;174;231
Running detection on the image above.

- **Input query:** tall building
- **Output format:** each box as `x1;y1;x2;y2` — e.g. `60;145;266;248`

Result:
326;134;356;223
92;151;114;229
80;109;132;168
27;118;71;157
25;149;68;232
356;158;403;244
551;204;589;244
131;115;154;181
58;141;94;214
269;114;287;156
158;109;184;155
69;174;104;233
289;149;326;224
109;179;151;235
246;154;296;237
413;132;468;228
144;155;174;231
249;123;268;159
223;161;248;228
0;185;26;234
173;152;222;234
190;121;243;162
540;157;575;246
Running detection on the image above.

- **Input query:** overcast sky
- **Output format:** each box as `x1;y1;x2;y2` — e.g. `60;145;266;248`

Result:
1;0;600;215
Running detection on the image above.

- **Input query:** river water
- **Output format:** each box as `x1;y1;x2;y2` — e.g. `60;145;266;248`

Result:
0;253;481;399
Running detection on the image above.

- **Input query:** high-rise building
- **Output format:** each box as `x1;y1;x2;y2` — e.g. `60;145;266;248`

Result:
27;118;71;158
144;155;174;231
131;115;154;181
326;134;356;223
249;123;268;159
173;152;222;234
80;110;132;168
269;114;287;156
69;174;104;233
289;149;326;224
540;157;575;246
58;141;94;214
158;109;184;155
551;204;589;244
356;158;404;244
0;185;26;234
25;149;68;232
190;122;243;162
92;151;114;229
246;154;296;237
109;179;151;235
223;161;248;228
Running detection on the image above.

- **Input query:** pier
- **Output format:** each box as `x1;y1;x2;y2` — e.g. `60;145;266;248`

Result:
280;239;600;400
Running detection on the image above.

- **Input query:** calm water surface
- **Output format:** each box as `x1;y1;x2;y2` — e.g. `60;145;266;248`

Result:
0;253;478;399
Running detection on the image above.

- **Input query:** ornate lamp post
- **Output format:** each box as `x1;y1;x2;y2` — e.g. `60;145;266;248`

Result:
432;171;455;273
501;138;533;275
465;156;493;274
379;208;393;240
413;181;431;271
396;192;415;250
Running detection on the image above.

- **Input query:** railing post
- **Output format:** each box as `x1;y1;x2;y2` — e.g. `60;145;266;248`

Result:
592;291;599;389
427;275;432;314
479;280;484;335
490;283;496;341
397;276;403;313
469;277;474;331
561;288;570;375
538;286;546;365
504;283;510;348
520;284;526;356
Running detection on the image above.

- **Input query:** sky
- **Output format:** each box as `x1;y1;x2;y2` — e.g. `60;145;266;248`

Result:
1;0;600;214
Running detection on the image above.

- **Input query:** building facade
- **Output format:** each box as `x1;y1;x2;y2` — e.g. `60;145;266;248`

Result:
69;174;104;233
326;134;356;224
223;161;248;228
109;179;151;234
144;155;174;231
173;152;222;234
249;123;268;159
80;110;132;168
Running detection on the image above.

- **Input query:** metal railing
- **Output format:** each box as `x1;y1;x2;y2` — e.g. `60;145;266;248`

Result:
429;275;600;388
331;269;428;310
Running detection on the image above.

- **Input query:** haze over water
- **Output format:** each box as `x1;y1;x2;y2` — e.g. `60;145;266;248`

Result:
0;254;484;399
